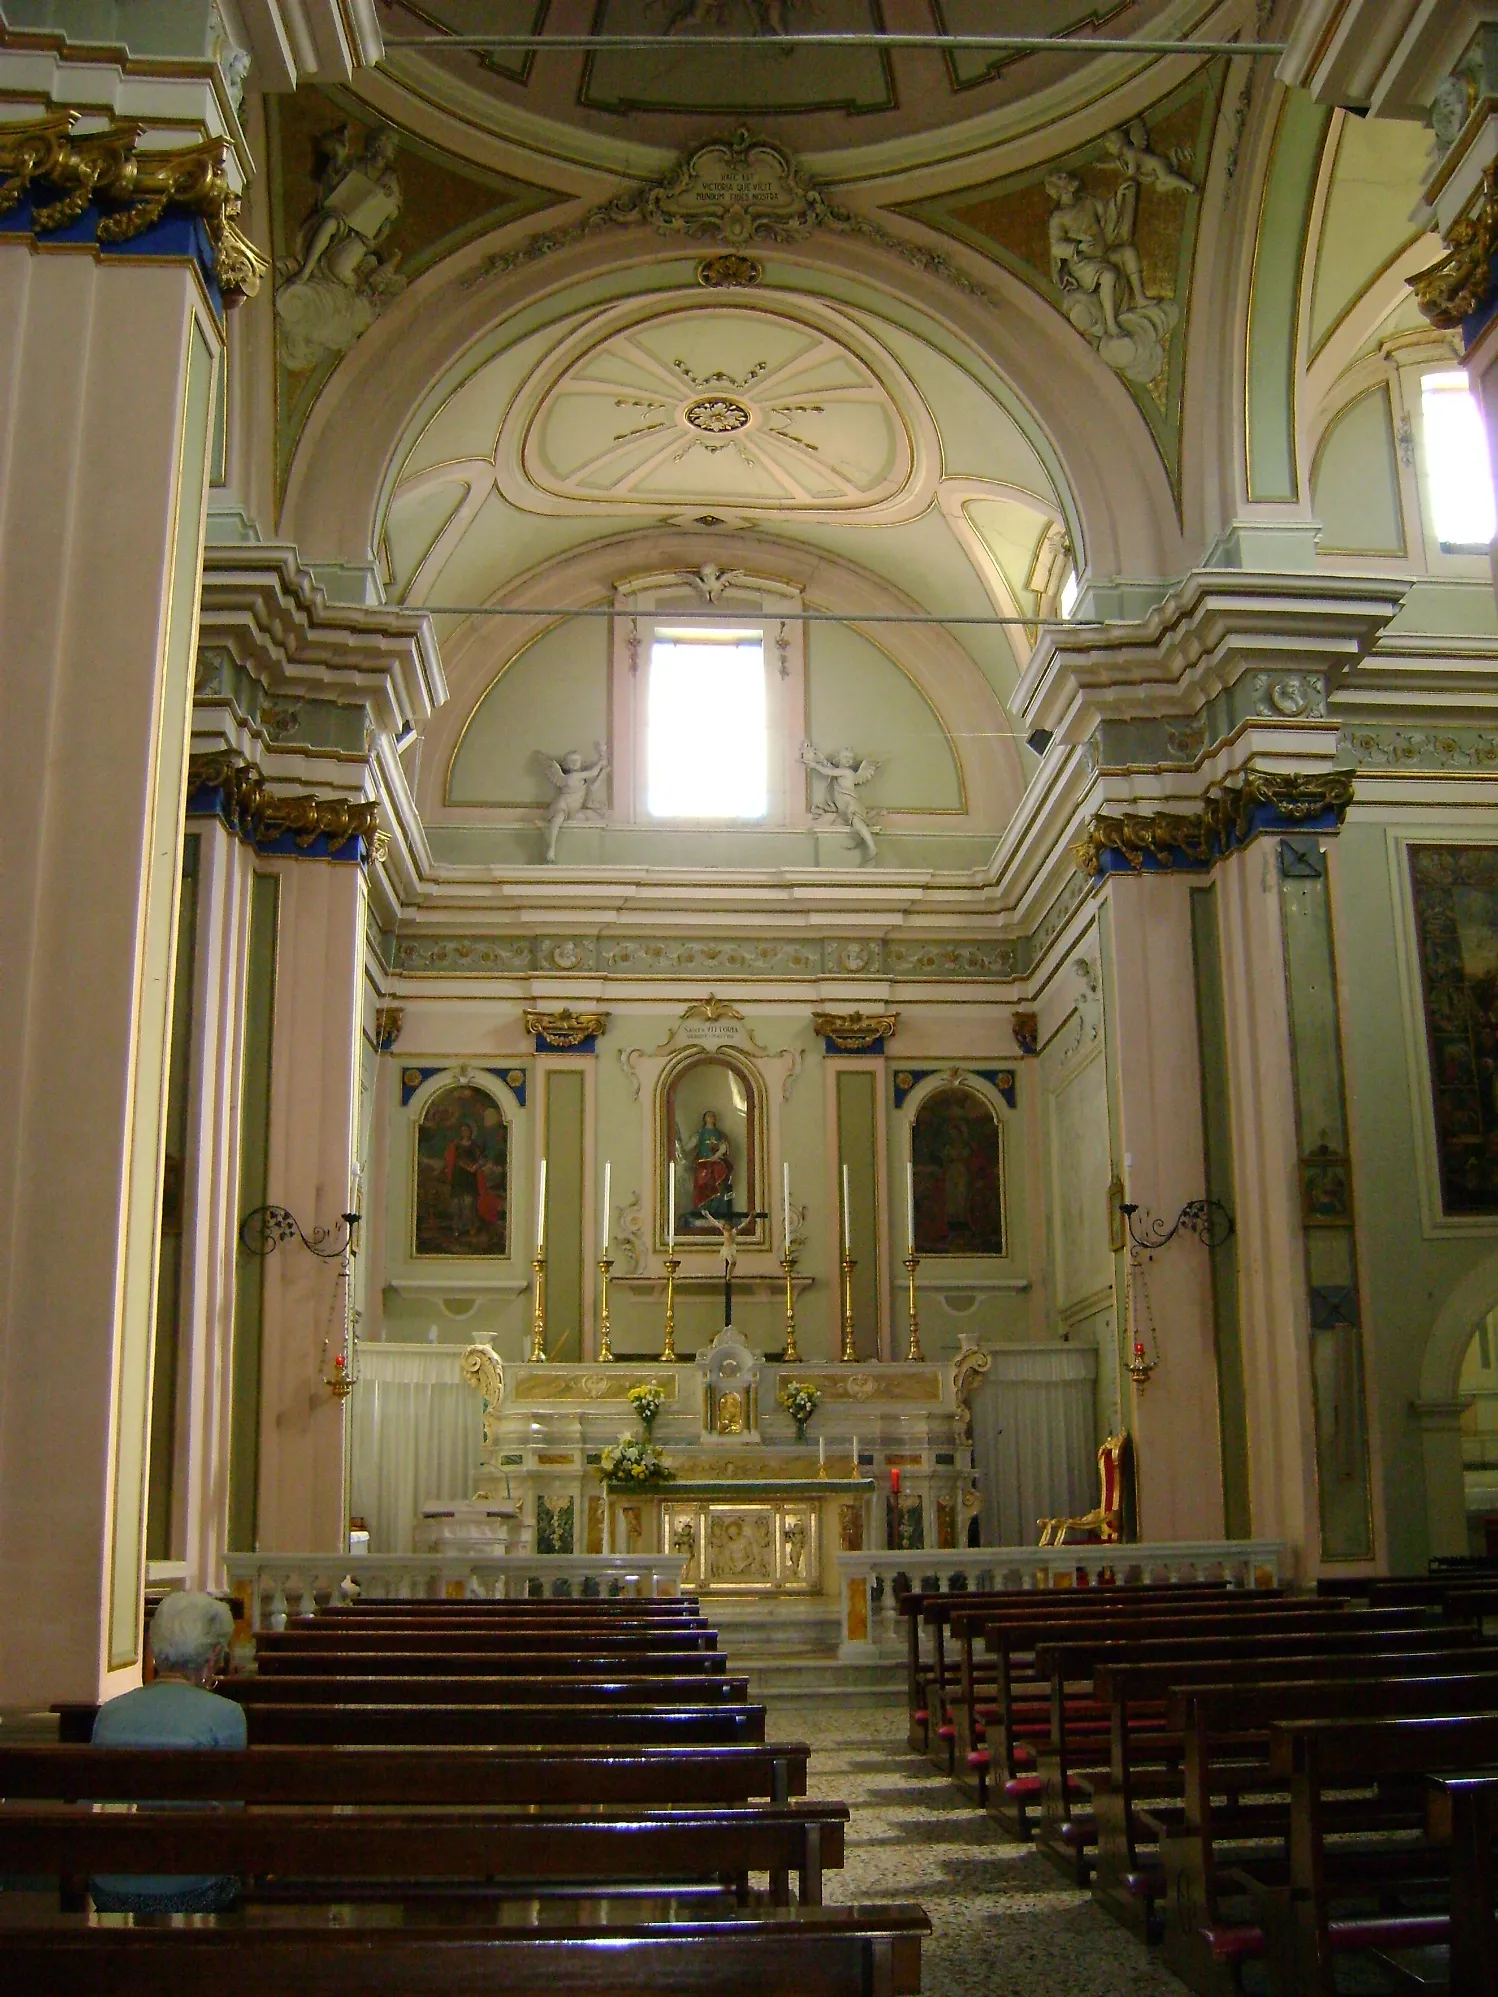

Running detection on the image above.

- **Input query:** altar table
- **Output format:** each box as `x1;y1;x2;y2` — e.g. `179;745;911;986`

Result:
611;1478;876;1597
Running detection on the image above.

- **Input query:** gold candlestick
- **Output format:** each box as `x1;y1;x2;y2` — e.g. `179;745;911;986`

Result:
780;1249;800;1363
903;1250;924;1363
660;1253;681;1362
597;1254;615;1362
527;1254;548;1362
839;1251;858;1363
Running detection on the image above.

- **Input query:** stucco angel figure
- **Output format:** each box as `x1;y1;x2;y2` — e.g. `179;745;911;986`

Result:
799;741;881;863
1100;120;1196;194
1045;168;1178;387
542;744;609;863
275;124;407;370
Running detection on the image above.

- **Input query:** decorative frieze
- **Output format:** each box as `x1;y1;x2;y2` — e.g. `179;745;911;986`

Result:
1340;726;1498;771
1072;771;1355;876
0;112;265;304
392;931;1027;982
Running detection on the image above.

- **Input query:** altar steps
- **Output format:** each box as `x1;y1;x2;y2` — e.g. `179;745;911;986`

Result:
711;1601;904;1701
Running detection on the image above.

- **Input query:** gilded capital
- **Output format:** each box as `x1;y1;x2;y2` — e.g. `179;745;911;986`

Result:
0;111;266;302
811;1010;898;1052
1411;166;1498;331
1073;771;1354;875
524;1007;610;1048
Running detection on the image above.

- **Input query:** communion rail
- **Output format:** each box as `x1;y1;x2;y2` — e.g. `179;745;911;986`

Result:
224;1553;689;1630
833;1540;1290;1659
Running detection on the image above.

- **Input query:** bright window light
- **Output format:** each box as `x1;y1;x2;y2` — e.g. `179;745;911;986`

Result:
647;629;768;819
1059;568;1081;619
1421;370;1497;549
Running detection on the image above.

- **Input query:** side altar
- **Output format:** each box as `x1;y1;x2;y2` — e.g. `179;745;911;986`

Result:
458;1327;983;1600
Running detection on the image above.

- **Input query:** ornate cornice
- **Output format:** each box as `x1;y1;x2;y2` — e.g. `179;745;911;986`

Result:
1411;166;1498;331
523;1007;610;1050
0;112;265;302
187;753;379;862
811;1010;898;1053
1071;771;1355;876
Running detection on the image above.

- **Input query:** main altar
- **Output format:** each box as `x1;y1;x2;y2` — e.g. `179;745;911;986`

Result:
458;1326;981;1602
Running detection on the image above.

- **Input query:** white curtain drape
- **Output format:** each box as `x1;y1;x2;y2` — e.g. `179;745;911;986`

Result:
349;1345;482;1554
970;1344;1099;1548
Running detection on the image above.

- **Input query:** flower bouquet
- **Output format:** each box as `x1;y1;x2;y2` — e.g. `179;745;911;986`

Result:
599;1436;676;1487
778;1381;821;1443
627;1381;666;1433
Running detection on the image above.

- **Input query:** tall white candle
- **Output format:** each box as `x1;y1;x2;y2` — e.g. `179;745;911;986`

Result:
601;1160;611;1252
841;1164;852;1256
851;1434;858;1475
782;1161;791;1248
819;1434;825;1468
667;1166;675;1250
906;1161;915;1251
536;1158;547;1253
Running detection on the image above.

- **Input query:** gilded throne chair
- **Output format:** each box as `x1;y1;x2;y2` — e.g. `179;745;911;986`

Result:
1037;1430;1128;1547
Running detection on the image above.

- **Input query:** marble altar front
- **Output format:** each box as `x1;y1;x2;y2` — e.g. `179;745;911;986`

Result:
456;1326;982;1598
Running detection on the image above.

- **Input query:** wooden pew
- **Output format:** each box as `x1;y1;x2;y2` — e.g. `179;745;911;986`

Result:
1023;1612;1438;1877
980;1605;1431;1843
900;1583;1238;1757
253;1648;731;1677
221;1674;752;1707
942;1590;1289;1799
0;1742;812;1807
257;1626;720;1653
1087;1643;1498;1942
53;1702;768;1747
0;1900;931;1997
1250;1713;1498;1997
1427;1772;1498;1997
0;1799;850;1907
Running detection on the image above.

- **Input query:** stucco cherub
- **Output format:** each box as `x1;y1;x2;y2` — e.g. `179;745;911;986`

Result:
1100;119;1196;195
799;741;881;863
541;743;609;863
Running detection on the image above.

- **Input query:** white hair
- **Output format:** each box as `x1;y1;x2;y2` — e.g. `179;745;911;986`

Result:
149;1592;234;1674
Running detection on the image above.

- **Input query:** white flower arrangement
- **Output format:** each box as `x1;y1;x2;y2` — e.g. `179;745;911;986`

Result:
599;1436;676;1486
778;1382;821;1429
627;1381;666;1428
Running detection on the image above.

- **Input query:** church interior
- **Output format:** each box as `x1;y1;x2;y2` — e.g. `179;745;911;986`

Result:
13;1;1498;1990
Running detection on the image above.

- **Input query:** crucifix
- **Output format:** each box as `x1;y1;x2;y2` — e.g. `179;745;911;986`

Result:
711;1210;768;1328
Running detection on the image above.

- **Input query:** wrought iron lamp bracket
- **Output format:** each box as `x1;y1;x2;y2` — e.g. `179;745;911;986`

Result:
1119;1198;1233;1252
239;1206;361;1260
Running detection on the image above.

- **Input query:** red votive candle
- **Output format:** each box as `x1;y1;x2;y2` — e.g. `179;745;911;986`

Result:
889;1466;901;1497
1133;1341;1145;1359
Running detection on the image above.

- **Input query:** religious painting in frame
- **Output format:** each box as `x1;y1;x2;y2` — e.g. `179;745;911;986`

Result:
1409;844;1498;1216
657;1049;766;1251
911;1083;1005;1255
412;1081;510;1256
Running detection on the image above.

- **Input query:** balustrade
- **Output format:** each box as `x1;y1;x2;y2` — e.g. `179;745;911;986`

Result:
224;1553;688;1630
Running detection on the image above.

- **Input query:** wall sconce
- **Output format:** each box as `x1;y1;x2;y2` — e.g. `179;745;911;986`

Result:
1119;1199;1234;1251
240;1206;362;1396
1117;1198;1233;1390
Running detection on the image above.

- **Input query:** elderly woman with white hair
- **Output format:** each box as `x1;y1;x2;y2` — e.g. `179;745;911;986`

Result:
89;1590;247;1913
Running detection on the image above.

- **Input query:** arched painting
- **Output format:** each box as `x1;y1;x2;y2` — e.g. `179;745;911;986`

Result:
912;1086;1004;1256
413;1083;509;1257
660;1052;765;1250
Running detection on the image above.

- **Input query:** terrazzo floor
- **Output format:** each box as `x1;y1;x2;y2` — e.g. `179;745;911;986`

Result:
767;1694;1192;1997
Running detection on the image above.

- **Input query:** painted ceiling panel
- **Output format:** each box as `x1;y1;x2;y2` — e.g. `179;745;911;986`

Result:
1309;114;1434;358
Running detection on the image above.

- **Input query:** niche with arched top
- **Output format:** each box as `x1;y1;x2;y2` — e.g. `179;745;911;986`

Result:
911;1084;1004;1256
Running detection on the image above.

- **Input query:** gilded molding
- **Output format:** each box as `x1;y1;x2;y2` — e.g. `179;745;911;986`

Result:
187;752;379;858
0;111;266;301
812;1010;898;1052
524;1007;610;1048
1072;771;1355;875
682;994;745;1023
1411;166;1498;330
374;1006;404;1053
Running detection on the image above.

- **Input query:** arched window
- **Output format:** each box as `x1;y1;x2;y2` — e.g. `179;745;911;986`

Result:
413;1083;509;1258
911;1085;1004;1256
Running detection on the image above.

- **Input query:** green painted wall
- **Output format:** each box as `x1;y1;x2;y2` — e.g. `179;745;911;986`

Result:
228;871;279;1554
1311;387;1405;555
1246;92;1332;502
448;620;610;806
837;1069;882;1358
